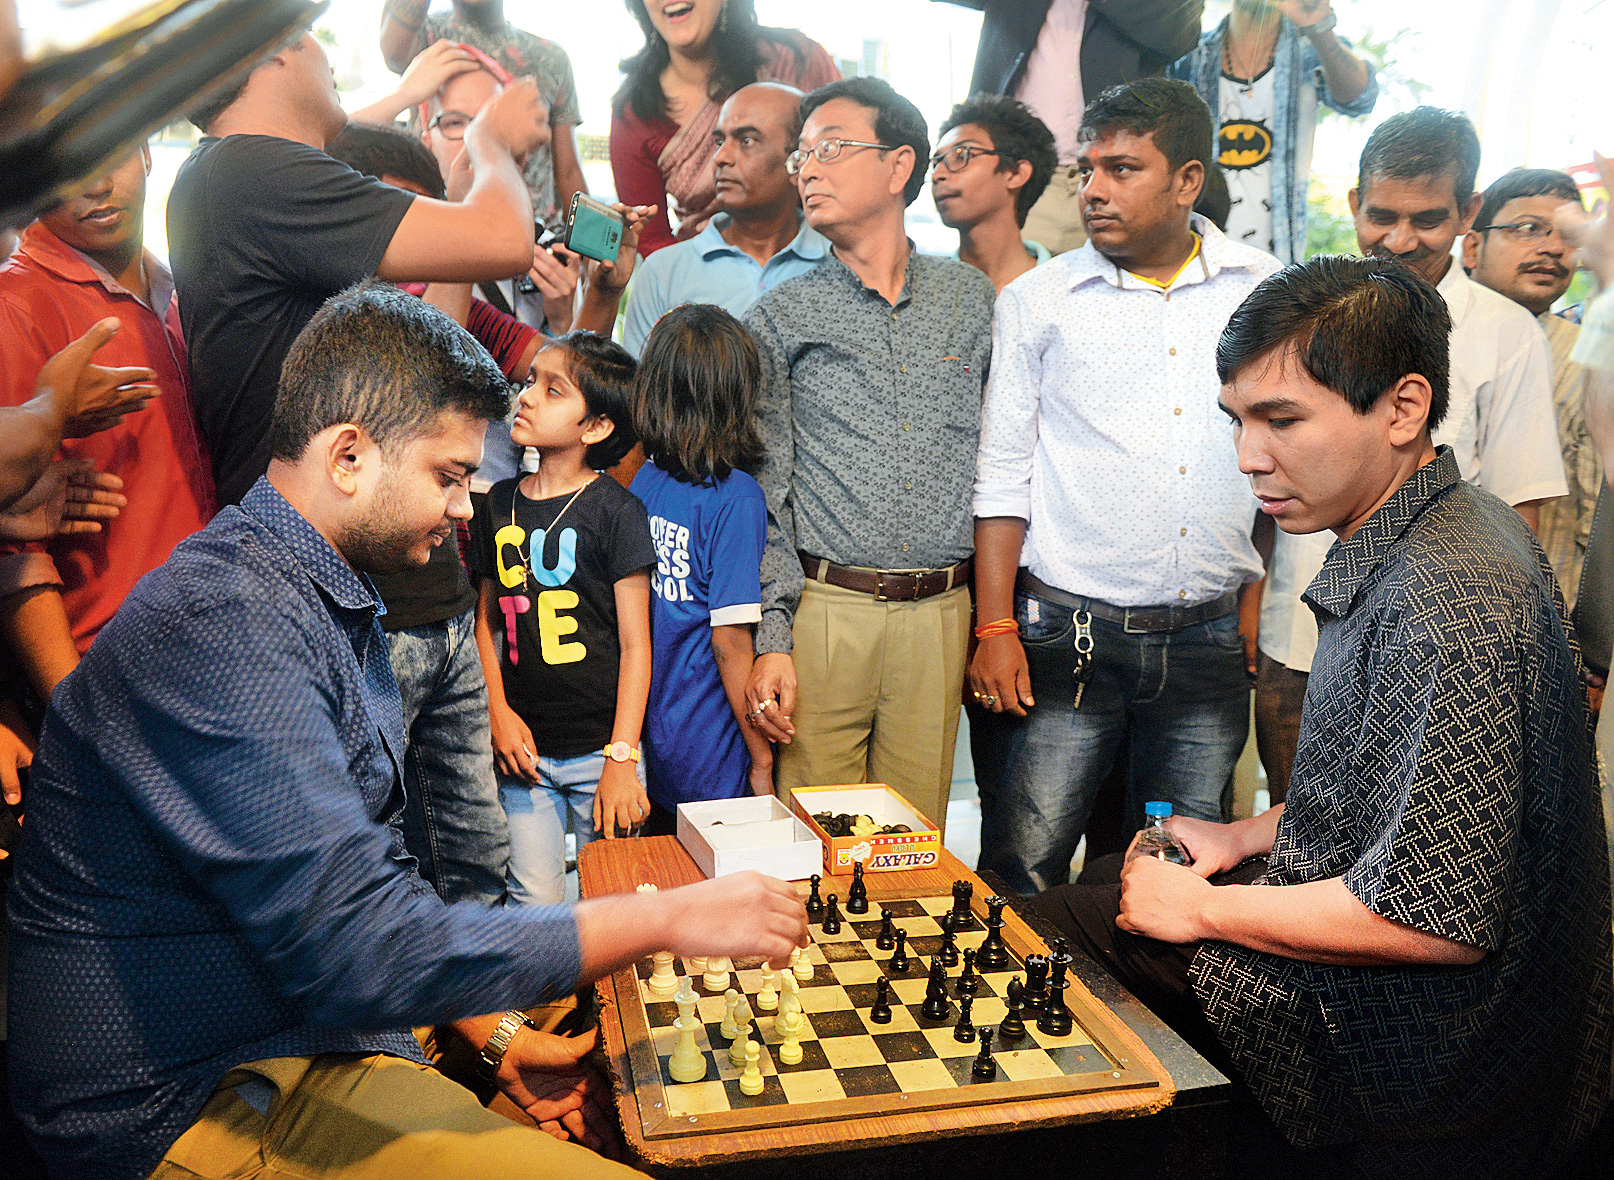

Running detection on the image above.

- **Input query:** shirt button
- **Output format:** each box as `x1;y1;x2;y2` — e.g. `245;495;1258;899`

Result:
1169;347;1177;356
902;542;910;553
1178;590;1188;599
905;480;914;490
891;312;898;320
1179;466;1187;474
1174;408;1182;416
900;364;907;373
1180;527;1188;536
903;422;911;431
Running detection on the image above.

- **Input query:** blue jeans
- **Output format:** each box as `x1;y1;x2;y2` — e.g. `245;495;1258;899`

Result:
976;587;1249;894
387;610;511;906
500;751;646;905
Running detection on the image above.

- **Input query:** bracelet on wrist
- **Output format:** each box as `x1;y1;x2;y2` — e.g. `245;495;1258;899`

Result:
477;1011;533;1081
974;617;1019;640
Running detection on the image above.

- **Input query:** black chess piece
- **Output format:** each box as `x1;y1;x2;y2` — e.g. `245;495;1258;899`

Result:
875;908;897;951
998;976;1027;1041
953;993;977;1042
821;893;842;935
920;957;952;1020
955;948;979;997
976;895;1011;970
806;874;824;918
846;861;869;914
869;976;893;1024
936;912;960;968
951;878;974;925
890;928;910;972
971;1027;997;1080
1022;954;1050;1016
1037;956;1073;1037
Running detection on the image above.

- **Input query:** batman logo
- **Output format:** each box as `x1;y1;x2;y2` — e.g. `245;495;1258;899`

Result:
1218;120;1273;170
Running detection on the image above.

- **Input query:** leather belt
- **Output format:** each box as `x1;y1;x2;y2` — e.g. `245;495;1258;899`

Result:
800;553;972;603
1018;571;1238;635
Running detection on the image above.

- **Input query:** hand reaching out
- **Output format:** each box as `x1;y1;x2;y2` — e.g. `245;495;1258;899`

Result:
393;39;482;108
0;460;125;542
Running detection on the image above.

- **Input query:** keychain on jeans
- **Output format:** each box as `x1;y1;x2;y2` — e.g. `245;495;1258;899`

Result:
1072;611;1094;709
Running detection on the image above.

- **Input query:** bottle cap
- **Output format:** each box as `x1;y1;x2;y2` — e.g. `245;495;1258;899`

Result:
1144;801;1173;818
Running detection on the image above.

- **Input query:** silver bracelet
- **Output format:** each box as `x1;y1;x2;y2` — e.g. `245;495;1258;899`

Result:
477;1011;533;1080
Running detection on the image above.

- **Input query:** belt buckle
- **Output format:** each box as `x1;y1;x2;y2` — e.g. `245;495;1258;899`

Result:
875;572;917;602
1122;607;1148;634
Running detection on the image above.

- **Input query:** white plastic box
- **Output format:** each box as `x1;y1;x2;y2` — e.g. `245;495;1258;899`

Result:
676;795;823;881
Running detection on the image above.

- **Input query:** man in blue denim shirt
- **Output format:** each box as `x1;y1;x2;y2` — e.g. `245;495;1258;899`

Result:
6;283;807;1180
1171;0;1376;263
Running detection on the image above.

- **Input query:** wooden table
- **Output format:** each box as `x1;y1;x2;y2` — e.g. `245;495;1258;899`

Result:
580;837;1232;1179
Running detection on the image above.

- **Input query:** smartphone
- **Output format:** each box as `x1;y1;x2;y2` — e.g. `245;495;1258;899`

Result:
565;193;625;263
516;222;566;294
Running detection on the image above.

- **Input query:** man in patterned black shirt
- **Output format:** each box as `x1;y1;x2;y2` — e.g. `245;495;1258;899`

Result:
1029;255;1612;1174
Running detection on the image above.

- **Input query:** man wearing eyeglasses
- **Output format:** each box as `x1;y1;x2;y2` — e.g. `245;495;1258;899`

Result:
1249;109;1566;806
743;78;995;835
931;94;1059;293
1464;168;1599;610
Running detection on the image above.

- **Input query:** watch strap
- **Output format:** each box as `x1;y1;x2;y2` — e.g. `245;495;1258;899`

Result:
1301;11;1338;36
477;1011;532;1080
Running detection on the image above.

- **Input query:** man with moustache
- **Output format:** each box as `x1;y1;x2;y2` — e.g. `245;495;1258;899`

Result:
1249;108;1566;803
1464;168;1598;606
622;81;827;357
970;78;1280;894
1028;254;1611;1176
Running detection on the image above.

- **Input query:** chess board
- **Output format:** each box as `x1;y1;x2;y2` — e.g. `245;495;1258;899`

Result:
606;893;1164;1140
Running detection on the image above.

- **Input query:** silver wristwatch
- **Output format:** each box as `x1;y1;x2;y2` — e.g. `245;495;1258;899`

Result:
477;1011;533;1080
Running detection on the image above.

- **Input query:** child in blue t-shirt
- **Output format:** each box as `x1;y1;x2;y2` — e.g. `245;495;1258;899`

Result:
629;305;774;827
470;332;656;905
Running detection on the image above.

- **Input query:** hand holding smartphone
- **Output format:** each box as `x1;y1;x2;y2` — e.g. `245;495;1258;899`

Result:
565;193;626;263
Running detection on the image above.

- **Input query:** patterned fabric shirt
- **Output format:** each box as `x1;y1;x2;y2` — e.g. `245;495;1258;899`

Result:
1190;449;1612;1174
1535;312;1602;609
6;478;583;1180
408;14;582;223
745;247;995;654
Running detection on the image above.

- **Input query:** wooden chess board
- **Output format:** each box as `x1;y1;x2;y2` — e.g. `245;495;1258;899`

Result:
605;892;1166;1142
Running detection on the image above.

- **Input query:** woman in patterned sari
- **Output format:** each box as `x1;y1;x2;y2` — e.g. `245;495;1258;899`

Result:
610;0;839;256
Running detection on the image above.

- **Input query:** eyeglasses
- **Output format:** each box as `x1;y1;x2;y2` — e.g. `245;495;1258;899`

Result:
785;138;897;175
928;145;1008;173
429;112;473;141
1473;217;1562;244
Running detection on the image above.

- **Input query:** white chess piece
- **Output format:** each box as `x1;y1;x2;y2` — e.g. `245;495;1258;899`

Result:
756;965;779;1012
777;1007;804;1065
720;988;741;1040
734;990;755;1029
704;955;732;991
730;1026;752;1068
791;945;813;981
668;977;706;1083
739;1039;765;1095
687;954;709;977
778;969;801;1021
647;950;678;998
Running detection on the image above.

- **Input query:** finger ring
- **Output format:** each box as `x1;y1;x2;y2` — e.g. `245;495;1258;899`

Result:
759;700;772;709
973;690;982;700
983;695;997;706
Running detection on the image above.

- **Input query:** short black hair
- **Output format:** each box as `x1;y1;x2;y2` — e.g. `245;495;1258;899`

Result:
800;77;930;206
1475;167;1582;234
633;304;765;485
1195;163;1231;231
937;94;1057;226
270;281;512;462
327;121;446;200
1078;77;1213;175
1357;107;1482;209
548;332;639;470
186;28;306;132
1216;255;1451;432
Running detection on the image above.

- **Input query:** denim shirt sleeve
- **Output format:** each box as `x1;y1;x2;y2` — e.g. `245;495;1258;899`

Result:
107;595;582;1029
1307;33;1379;117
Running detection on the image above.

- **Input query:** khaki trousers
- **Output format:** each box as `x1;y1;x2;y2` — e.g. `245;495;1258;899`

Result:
149;1046;639;1180
1022;168;1089;256
775;580;970;833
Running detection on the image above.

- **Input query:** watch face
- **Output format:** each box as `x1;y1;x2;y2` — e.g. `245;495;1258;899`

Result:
608;741;630;762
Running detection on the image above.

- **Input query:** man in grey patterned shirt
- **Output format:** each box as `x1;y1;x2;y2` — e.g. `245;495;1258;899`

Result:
742;78;994;832
1030;257;1610;1174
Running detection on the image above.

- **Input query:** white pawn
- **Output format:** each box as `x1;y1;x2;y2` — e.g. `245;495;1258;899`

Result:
777;1006;804;1065
687;954;709;977
730;1026;752;1068
739;1039;765;1096
756;965;779;1012
704;955;732;991
647;950;678;998
791;945;813;981
668;977;706;1083
720;988;742;1040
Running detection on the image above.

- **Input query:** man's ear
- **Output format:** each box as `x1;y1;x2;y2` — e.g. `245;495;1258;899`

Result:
1383;373;1434;447
1459;190;1484;234
1177;159;1205;209
888;145;916;200
1460;229;1481;272
1347;186;1361;217
322;423;372;497
1005;158;1033;196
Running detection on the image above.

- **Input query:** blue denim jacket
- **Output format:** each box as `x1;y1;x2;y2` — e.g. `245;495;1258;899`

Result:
7;478;582;1180
1172;18;1378;263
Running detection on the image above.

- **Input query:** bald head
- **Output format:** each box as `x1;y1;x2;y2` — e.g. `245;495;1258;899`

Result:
712;83;804;217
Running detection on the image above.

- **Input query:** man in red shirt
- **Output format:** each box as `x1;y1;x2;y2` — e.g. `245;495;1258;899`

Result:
0;144;216;703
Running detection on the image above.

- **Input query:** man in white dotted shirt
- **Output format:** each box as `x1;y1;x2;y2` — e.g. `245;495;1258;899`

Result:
1251;109;1566;806
970;78;1281;894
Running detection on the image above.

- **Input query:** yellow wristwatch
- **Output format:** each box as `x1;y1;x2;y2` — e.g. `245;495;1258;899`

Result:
604;741;641;764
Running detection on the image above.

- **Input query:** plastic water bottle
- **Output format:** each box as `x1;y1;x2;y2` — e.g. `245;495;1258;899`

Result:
1130;801;1191;865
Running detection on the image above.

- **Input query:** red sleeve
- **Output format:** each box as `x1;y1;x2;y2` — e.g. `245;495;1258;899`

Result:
762;30;842;91
465;299;540;379
610;106;678;256
793;33;843;91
